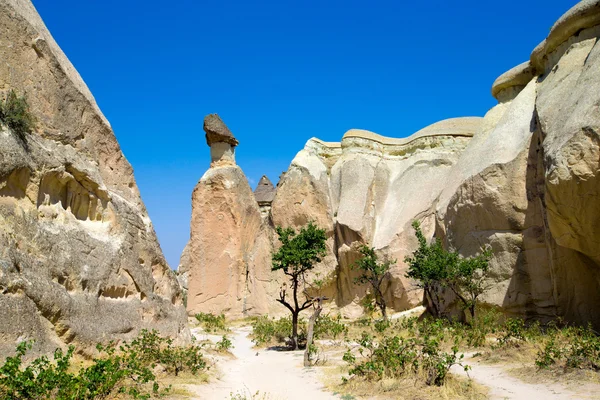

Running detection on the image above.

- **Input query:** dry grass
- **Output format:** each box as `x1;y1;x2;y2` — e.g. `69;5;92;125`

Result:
508;365;600;386
475;342;540;365
322;364;487;400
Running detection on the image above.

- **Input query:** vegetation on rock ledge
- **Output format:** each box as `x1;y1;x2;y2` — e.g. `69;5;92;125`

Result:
0;89;36;147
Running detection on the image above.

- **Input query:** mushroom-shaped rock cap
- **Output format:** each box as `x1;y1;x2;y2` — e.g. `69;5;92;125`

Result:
491;61;535;99
204;114;239;147
254;175;276;204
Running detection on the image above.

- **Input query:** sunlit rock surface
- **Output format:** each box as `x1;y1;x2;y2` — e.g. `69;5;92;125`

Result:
0;0;188;358
185;1;600;328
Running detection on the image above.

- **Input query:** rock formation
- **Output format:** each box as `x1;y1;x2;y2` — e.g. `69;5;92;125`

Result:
0;0;188;358
254;175;276;219
186;115;277;318
184;0;600;328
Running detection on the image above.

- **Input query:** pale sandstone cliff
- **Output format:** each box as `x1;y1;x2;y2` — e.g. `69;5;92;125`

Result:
0;0;188;357
185;0;600;327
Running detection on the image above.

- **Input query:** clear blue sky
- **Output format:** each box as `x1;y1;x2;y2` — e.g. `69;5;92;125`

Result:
32;0;575;269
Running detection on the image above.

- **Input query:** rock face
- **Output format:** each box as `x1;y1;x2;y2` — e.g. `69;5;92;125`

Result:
0;0;188;357
186;115;276;318
185;1;600;328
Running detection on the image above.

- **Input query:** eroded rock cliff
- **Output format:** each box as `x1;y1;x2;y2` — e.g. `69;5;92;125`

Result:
0;0;188;357
185;0;600;328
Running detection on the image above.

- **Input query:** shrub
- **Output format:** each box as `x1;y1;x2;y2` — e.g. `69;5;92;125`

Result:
215;336;233;352
405;220;492;320
314;314;348;340
250;316;306;347
195;312;228;333
536;325;600;371
496;318;527;347
0;89;36;146
343;331;468;387
0;329;207;399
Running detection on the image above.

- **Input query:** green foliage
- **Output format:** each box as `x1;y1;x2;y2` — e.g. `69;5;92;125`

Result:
352;245;393;320
456;308;500;347
0;330;207;399
496;318;527;347
373;319;390;334
313;314;348;340
404;220;492;319
272;221;327;275
535;325;600;371
271;221;327;349
343;328;468;387
404;221;451;317
251;314;348;346
0;89;36;146
250;316;306;346
215;336;233;352
195;312;229;333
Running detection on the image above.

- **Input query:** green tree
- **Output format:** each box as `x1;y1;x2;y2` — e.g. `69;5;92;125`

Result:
404;221;450;317
353;245;393;321
404;221;492;320
446;248;492;320
272;221;327;350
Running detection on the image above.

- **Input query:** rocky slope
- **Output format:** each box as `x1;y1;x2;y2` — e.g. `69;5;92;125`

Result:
184;0;600;328
0;0;188;357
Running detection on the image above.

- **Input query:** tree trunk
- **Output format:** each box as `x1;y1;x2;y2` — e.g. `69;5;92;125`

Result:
291;312;299;350
469;303;476;321
425;287;439;317
304;300;323;367
379;302;387;321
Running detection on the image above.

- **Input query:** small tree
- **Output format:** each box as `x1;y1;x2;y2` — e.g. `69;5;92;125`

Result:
404;221;451;317
272;221;327;350
404;221;492;321
447;248;492;320
353;245;393;321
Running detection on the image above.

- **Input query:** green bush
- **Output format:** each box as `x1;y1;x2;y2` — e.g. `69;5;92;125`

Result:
195;312;228;333
405;220;491;319
536;325;600;371
343;330;468;386
0;329;207;399
215;336;233;352
314;314;348;340
0;89;36;146
250;316;306;347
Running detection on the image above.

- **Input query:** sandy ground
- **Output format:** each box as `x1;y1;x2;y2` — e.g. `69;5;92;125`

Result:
451;355;600;400
187;327;339;400
184;326;600;400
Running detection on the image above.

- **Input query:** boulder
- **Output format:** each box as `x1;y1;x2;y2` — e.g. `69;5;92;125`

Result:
204;113;239;147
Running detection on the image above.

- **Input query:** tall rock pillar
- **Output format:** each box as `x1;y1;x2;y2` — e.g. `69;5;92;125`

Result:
187;115;273;317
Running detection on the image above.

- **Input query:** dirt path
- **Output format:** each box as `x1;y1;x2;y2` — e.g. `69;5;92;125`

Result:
185;327;599;400
451;356;599;400
188;327;339;400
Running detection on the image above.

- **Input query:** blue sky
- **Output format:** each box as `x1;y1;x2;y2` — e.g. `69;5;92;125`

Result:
32;0;575;269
